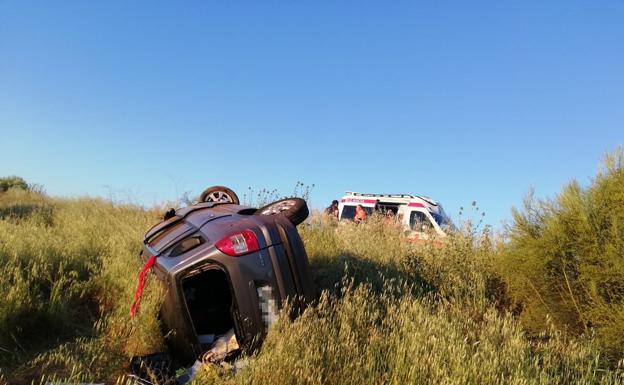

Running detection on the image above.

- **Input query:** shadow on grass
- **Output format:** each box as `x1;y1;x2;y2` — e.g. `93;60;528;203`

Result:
0;298;99;384
309;252;433;299
0;203;54;225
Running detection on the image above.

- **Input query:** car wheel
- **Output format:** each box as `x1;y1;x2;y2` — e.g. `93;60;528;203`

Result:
255;198;309;226
199;186;240;204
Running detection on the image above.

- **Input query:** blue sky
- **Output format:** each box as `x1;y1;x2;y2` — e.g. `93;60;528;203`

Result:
1;1;622;227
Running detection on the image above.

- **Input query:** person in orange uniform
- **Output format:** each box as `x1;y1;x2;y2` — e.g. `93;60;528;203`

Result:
354;204;368;223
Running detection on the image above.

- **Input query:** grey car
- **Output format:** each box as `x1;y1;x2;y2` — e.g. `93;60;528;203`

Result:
137;186;315;366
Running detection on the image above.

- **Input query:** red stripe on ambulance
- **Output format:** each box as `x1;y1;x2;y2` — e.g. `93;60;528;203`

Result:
341;198;378;204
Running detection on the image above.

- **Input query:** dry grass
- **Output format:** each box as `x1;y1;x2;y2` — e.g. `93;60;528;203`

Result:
0;189;622;384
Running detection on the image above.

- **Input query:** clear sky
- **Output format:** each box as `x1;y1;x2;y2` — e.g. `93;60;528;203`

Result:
1;1;622;228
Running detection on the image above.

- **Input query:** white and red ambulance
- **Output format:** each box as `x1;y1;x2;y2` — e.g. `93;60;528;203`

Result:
338;191;453;239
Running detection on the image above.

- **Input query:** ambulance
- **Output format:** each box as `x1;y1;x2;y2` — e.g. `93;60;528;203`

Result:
338;191;453;238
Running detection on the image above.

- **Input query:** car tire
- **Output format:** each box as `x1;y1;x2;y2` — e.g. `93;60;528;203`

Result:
199;186;240;204
255;198;309;226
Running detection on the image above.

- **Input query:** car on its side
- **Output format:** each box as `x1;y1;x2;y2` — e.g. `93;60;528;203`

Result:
136;186;315;366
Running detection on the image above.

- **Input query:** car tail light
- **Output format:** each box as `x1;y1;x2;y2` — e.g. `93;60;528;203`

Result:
215;229;259;256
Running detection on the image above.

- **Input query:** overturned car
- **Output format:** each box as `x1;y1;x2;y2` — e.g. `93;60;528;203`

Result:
135;186;315;366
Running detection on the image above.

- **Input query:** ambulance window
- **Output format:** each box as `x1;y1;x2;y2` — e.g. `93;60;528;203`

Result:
340;205;373;220
410;211;432;230
340;206;356;220
377;203;399;215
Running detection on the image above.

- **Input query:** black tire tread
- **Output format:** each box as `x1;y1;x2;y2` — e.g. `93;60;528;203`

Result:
255;198;309;226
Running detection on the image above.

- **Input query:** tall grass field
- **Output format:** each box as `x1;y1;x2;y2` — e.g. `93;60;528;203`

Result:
0;150;623;384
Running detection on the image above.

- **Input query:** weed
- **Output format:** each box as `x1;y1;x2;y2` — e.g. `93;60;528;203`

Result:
1;170;623;383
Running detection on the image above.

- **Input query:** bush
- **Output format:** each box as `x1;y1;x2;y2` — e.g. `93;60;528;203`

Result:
498;148;624;362
0;176;29;192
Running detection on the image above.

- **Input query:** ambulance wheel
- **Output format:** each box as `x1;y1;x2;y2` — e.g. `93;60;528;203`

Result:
255;198;309;226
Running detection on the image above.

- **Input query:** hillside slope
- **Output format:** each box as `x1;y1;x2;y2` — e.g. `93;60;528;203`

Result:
0;167;623;383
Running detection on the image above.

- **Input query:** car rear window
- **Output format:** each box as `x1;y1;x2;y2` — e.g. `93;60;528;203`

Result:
147;222;196;252
165;235;204;258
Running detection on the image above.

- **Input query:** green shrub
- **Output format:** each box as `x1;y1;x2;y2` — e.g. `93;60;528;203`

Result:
498;148;624;362
0;176;29;193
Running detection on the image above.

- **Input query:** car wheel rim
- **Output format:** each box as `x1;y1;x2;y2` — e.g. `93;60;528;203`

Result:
207;191;234;203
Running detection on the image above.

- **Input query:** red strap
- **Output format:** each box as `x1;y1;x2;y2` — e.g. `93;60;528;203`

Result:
130;255;156;317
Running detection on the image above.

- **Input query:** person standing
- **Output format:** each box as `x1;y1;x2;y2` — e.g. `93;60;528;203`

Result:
324;200;339;218
354;204;368;223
